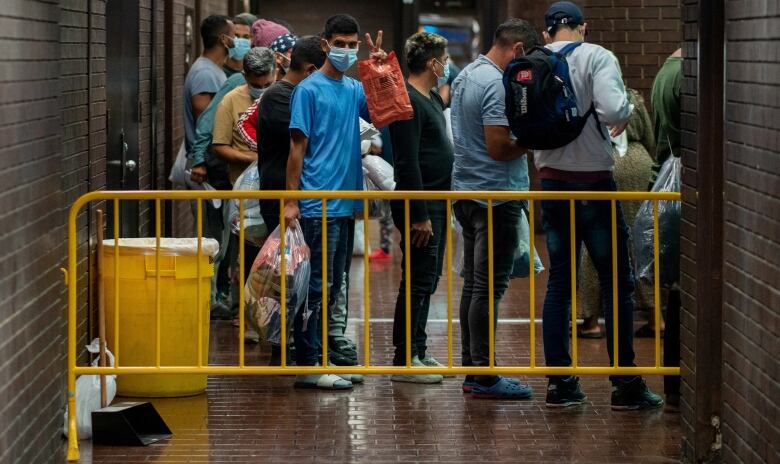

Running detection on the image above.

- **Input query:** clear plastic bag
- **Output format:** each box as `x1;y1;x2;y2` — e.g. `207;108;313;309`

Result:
633;156;681;285
451;215;465;277
244;221;310;345
229;161;268;247
63;339;117;439
510;210;545;279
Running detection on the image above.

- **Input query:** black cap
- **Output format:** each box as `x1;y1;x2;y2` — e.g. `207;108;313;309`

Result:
545;1;585;32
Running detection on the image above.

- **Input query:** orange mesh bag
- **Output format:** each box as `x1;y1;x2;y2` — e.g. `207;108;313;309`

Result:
358;51;414;128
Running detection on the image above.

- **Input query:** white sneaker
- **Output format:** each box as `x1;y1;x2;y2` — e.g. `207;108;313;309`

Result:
418;356;455;377
391;356;443;384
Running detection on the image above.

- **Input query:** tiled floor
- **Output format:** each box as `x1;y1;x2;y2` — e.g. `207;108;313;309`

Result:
75;236;681;463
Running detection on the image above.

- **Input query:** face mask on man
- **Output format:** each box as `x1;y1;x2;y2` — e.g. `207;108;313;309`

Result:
433;59;450;88
249;86;265;100
229;38;251;61
327;42;358;72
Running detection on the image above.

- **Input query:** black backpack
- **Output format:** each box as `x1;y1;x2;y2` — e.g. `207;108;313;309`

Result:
503;42;604;150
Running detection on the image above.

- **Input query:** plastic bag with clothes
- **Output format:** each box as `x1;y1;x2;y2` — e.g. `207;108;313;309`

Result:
633;156;681;286
358;51;414;128
244;221;310;345
510;210;545;279
62;339;117;439
228;161;268;247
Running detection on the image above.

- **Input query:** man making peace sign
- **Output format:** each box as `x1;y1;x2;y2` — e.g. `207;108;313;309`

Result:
284;14;386;390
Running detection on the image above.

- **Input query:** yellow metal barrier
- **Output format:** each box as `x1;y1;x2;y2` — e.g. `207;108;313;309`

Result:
66;189;680;460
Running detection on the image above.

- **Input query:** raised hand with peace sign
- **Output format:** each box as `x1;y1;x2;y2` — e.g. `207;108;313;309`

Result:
365;30;388;63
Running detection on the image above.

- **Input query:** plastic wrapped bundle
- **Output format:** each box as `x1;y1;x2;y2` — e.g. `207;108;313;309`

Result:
362;155;396;191
510;211;545;279
229;161;268;246
363;171;389;219
244;221;310;345
633;156;681;286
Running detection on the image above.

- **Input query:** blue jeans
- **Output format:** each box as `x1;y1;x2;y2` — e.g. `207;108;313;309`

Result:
540;178;636;382
295;217;351;366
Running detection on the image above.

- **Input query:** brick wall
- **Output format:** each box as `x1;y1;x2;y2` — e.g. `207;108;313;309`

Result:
679;0;698;458
0;1;66;462
721;1;780;461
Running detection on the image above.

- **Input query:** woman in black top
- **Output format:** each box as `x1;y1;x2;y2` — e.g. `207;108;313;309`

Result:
388;32;454;383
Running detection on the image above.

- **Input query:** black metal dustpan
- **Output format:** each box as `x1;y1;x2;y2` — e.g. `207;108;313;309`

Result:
91;401;172;446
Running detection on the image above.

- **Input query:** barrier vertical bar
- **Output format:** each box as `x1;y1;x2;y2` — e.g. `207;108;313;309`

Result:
487;199;495;368
155;199;161;367
363;198;371;367
66;201;81;460
404;199;412;368
569;199;578;368
653;200;661;368
239;199;245;368
279;199;287;367
611;200;619;368
113;199;120;367
446;200;453;369
197;200;203;367
322;199;328;369
528;200;536;368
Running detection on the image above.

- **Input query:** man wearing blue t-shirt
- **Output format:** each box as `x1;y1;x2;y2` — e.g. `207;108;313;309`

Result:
284;14;386;389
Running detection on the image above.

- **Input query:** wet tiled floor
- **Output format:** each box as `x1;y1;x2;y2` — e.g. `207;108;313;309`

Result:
75;236;681;463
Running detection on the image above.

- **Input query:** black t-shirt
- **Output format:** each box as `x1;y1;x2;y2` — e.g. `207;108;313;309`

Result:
389;83;454;223
257;80;295;217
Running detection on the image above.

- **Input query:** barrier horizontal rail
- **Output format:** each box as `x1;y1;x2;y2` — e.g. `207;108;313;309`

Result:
66;189;680;461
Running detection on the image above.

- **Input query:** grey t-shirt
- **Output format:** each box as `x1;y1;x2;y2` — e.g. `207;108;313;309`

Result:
183;57;226;152
450;55;529;205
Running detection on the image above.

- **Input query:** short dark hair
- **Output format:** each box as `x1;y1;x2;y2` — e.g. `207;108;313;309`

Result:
322;14;360;40
233;13;256;27
201;15;231;49
404;32;447;74
548;22;579;38
494;18;540;49
290;36;327;71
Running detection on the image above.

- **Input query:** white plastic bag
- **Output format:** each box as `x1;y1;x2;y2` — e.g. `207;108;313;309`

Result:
168;141;189;185
244;221;311;344
63;339;117;439
229;161;268;246
362;155;396;191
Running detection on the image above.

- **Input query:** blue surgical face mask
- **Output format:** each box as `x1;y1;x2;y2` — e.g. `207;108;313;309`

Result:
229;38;251;61
327;42;358;72
434;59;450;87
249;86;265;100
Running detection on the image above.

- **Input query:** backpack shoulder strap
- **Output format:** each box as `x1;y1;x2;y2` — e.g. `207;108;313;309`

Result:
582;103;608;140
557;41;584;57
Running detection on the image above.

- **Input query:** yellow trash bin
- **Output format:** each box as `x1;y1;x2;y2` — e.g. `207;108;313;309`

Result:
102;238;219;397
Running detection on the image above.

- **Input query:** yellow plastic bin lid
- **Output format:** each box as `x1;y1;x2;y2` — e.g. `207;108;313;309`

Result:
102;237;220;257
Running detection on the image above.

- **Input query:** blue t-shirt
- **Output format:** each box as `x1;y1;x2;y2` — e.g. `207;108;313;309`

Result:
183;57;227;152
289;71;369;218
188;73;246;166
450;55;529;205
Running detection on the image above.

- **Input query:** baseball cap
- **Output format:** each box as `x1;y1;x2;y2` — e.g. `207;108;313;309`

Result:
270;33;297;54
545;2;585;32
